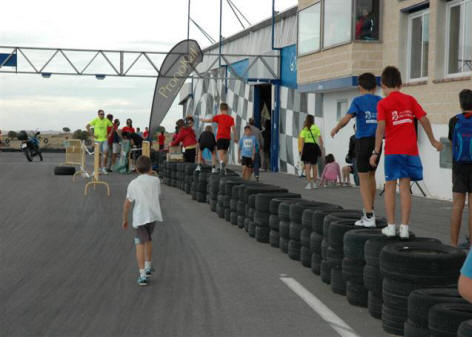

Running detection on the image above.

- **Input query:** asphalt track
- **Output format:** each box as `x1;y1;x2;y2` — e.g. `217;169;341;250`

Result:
0;153;392;337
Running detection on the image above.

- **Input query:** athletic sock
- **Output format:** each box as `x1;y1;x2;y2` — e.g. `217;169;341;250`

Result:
139;269;146;278
366;212;374;218
145;261;152;270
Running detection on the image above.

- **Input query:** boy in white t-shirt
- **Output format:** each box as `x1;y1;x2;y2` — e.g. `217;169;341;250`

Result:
122;156;163;286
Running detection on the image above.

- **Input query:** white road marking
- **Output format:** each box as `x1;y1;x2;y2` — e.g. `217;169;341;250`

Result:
280;276;361;337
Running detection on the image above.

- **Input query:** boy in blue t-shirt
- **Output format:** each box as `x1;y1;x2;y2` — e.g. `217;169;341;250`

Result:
238;125;258;180
448;89;472;248
331;73;382;228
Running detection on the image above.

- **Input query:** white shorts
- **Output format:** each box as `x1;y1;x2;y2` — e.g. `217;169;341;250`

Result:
102;142;110;154
112;143;121;154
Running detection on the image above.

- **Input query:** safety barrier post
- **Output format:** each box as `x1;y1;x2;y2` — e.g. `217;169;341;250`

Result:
84;143;110;196
142;141;151;158
62;139;90;181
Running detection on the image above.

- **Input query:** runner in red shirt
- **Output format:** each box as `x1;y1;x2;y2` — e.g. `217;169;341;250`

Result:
370;66;442;239
170;116;198;163
143;127;149;140
122;118;135;134
200;103;237;173
158;131;166;151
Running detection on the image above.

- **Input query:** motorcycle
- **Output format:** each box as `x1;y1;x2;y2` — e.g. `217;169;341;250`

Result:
19;131;43;162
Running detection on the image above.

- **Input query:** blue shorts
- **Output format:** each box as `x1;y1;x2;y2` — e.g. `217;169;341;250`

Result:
384;154;423;182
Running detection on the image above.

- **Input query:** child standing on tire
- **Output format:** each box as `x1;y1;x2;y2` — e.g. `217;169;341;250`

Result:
370;66;442;239
331;73;381;227
238;125;258;180
200;103;237;174
196;125;217;172
448;89;472;248
122;156;163;286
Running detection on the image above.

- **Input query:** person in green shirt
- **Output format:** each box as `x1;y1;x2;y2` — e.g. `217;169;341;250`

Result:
299;115;325;189
86;109;113;174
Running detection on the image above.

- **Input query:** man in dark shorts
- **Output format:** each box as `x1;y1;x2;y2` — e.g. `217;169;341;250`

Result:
331;73;382;227
449;89;472;248
200;102;237;173
122;156;163;286
196;125;217;172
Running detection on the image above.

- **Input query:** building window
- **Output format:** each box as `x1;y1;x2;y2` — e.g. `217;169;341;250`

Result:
407;10;429;81
298;3;321;55
354;0;380;41
446;0;472;76
336;99;348;121
324;0;352;48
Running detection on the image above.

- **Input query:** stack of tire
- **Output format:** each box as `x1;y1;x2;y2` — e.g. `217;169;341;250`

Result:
299;204;342;268
254;193;301;245
183;163;197;194
246;194;258;237
161;161;170;185
221;175;240;221
268;197;302;248
278;200;304;254
318;211;363;285
458;320;472;337
404;288;467;337
380;241;466;335
228;183;244;226
429;303;472;337
363;236;443;320
195;171;209;203
242;185;288;238
239;184;276;232
208;173;221;212
342;228;387;306
310;209;351;275
176;162;185;190
231;184;246;228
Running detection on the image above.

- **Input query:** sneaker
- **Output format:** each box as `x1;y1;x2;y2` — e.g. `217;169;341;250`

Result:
137;275;148;286
106;168;112;173
255;176;259;182
101;168;108;175
458;237;471;250
145;267;153;278
305;183;312;190
82;172;90;179
195;165;201;172
399;225;410;239
382;224;397;237
311;182;318;189
355;212;376;228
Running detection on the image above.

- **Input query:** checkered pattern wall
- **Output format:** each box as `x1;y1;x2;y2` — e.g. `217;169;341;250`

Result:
184;71;316;174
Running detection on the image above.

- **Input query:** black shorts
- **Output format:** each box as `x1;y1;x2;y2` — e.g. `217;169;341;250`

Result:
159;144;164;150
199;143;216;152
216;138;231;151
453;164;472;193
184;148;196;163
355;137;381;173
242;157;253;168
135;222;155;244
301;143;320;165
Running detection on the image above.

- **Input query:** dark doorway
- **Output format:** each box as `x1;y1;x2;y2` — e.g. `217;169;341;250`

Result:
253;84;272;170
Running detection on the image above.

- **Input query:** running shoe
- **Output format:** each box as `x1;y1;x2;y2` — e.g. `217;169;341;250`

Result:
399;225;410;239
255;176;259;182
101;167;108;175
304;183;312;190
145;267;154;278
211;167;218;173
137;275;148;286
382;224;397;237
195;165;201;172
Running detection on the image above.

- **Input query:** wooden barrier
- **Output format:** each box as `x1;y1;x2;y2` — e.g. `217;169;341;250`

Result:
62;139;89;181
84;143;110;196
142;141;151;158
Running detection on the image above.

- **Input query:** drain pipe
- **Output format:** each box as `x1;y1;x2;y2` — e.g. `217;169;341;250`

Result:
270;0;282;172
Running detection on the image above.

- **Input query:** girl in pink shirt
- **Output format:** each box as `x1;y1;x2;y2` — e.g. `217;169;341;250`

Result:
320;154;341;186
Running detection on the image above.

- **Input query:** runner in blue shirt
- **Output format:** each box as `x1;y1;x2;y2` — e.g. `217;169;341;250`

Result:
330;73;382;228
459;250;472;302
238;125;258;181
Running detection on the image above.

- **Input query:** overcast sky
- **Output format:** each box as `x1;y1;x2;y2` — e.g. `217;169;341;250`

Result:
0;0;296;133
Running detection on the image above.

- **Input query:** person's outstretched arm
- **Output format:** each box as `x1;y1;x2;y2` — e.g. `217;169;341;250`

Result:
331;114;353;138
419;116;443;151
